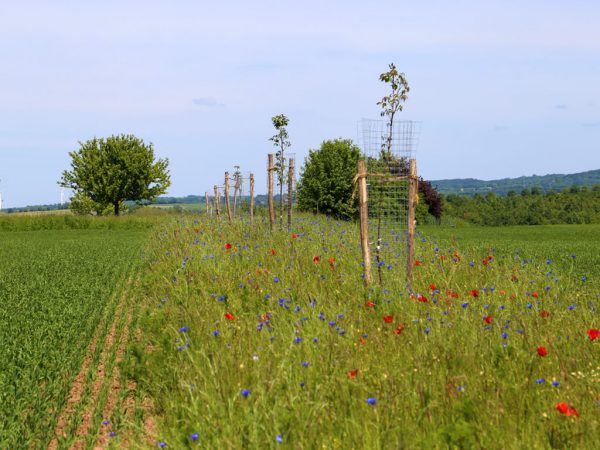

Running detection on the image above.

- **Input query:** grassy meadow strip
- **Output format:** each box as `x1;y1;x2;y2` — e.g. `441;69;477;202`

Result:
131;217;599;448
0;226;149;449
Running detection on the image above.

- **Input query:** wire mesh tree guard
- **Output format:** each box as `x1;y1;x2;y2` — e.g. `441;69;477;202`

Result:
357;119;421;286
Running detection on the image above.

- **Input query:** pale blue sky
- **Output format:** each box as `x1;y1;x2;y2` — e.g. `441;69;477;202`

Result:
1;0;599;207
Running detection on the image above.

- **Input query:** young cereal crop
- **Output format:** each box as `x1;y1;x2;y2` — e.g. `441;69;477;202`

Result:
0;225;148;449
129;217;599;448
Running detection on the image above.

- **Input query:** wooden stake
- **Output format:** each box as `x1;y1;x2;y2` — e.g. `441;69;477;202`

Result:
233;171;241;218
249;173;255;224
224;172;232;223
267;154;275;232
214;185;220;217
287;158;294;230
407;159;417;284
357;160;372;286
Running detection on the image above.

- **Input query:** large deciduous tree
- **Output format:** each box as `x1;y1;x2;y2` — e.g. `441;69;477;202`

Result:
59;134;170;216
297;139;362;219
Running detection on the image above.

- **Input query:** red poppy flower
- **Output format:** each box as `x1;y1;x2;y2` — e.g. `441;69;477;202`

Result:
328;257;336;267
394;323;406;335
359;336;367;344
415;260;422;266
532;292;539;298
556;402;579;417
588;329;600;341
224;312;235;321
537;346;548;357
499;290;507;295
366;300;375;308
417;294;428;303
347;369;359;379
539;310;551;318
469;290;479;298
312;255;321;263
382;315;393;323
429;283;437;291
270;248;276;256
224;243;232;249
484;315;493;324
446;290;459;299
440;255;446;261
291;233;297;238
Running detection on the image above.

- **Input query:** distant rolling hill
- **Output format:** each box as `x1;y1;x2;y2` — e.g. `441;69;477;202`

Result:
431;169;600;196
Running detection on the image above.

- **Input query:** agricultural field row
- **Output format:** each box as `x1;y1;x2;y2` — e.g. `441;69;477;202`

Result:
0;227;148;449
129;218;599;448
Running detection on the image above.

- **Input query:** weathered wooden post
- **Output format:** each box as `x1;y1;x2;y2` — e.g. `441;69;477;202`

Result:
357;160;372;286
406;159;417;284
287;158;294;230
224;172;232;223
205;191;210;215
267;154;275;232
249;173;255;223
214;185;220;217
233;170;241;218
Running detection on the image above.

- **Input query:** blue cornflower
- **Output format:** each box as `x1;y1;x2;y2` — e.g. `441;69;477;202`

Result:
366;397;377;405
328;321;336;326
102;420;110;425
313;338;319;343
276;435;283;443
581;277;588;282
158;442;167;448
293;337;302;344
462;302;469;308
502;332;508;339
179;326;189;333
302;361;310;367
424;328;431;334
536;378;545;384
469;262;475;267
109;432;116;437
213;331;220;337
190;433;199;441
240;389;251;397
526;303;533;309
274;277;280;283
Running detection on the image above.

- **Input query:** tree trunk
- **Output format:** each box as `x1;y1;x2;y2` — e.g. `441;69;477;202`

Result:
114;201;120;216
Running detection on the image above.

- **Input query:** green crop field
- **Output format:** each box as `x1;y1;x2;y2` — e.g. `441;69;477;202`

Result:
1;215;598;449
123;218;600;449
0;222;149;449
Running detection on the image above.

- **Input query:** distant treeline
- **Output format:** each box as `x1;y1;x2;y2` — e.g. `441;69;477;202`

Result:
153;194;280;207
444;185;600;225
432;169;600;196
1;203;66;214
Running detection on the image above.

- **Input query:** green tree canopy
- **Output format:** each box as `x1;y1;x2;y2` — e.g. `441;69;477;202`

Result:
59;134;170;215
297;139;362;219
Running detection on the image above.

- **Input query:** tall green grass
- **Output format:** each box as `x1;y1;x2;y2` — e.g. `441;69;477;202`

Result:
130;218;600;448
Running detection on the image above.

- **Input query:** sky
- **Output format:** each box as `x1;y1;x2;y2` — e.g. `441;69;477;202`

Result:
0;0;599;208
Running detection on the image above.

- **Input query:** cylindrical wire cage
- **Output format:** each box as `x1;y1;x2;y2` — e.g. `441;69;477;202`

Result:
359;119;421;278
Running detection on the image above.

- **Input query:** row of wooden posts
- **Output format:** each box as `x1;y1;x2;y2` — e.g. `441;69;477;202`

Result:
356;158;418;286
203;155;416;287
204;154;296;232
